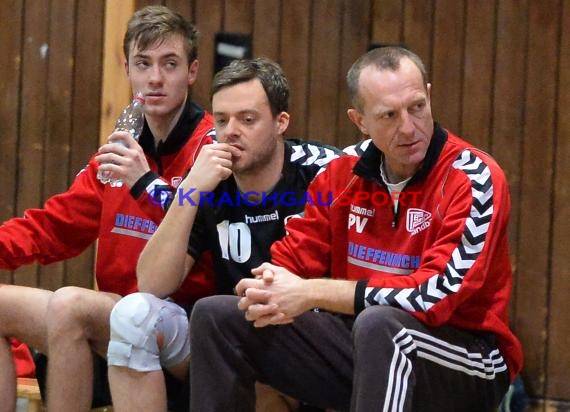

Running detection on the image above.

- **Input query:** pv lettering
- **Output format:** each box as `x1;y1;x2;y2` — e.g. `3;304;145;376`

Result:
348;213;368;233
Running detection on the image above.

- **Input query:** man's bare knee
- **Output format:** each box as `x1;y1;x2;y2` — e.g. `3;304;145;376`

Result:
47;287;116;350
0;285;51;351
47;287;88;333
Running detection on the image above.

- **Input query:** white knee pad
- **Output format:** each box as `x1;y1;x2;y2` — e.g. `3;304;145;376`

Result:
107;292;190;372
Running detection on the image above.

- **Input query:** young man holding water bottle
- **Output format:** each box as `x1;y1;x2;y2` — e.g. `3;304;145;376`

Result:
0;5;215;411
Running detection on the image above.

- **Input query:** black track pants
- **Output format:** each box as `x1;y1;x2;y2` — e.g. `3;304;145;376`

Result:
189;295;510;412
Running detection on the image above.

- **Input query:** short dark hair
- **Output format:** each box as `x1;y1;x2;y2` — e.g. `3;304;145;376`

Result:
347;46;428;112
123;5;199;64
211;58;289;116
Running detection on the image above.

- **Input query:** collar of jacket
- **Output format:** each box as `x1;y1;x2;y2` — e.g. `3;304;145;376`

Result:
352;122;448;185
280;138;340;185
138;97;206;158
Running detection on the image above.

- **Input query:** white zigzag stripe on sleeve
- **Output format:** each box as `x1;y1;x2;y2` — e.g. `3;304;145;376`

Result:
365;149;494;312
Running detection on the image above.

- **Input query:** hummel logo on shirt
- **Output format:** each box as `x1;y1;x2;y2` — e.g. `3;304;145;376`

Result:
406;208;432;235
244;210;280;224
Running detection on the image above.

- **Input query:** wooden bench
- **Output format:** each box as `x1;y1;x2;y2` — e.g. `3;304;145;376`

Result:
17;378;113;412
16;378;42;412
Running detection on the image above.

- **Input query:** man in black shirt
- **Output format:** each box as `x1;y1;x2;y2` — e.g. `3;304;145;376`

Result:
107;57;340;411
186;136;338;296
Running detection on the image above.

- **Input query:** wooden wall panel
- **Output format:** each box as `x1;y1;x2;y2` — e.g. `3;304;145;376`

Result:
403;0;434;75
491;0;527;321
13;0;51;287
460;0;496;151
252;0;281;61
64;0;105;289
165;0;193;19
0;0;23;285
224;0;254;32
69;0;104;191
136;0;159;9
1;0;103;289
279;0;311;138
430;0;464;134
548;0;570;401
306;0;343;146
193;0;223;110
372;0;403;45
336;0;372;148
37;0;76;291
516;0;560;399
528;399;570;412
100;0;133;146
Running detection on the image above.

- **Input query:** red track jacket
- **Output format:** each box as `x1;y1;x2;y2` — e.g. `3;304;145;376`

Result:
0;100;216;303
272;125;523;381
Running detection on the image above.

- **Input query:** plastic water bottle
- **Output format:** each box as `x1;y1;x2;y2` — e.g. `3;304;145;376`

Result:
97;92;145;187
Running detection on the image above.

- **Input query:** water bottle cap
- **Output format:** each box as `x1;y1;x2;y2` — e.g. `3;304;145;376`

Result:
133;91;145;104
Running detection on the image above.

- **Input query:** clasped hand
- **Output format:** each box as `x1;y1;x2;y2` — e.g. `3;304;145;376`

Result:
236;262;310;328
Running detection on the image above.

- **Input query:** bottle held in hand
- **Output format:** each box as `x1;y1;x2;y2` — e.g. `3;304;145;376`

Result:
97;92;145;186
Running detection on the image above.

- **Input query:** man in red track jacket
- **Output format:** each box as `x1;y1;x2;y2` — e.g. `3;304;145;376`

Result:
189;46;523;412
0;6;214;411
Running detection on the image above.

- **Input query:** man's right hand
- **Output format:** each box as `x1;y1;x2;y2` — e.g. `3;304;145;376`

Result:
181;143;240;193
